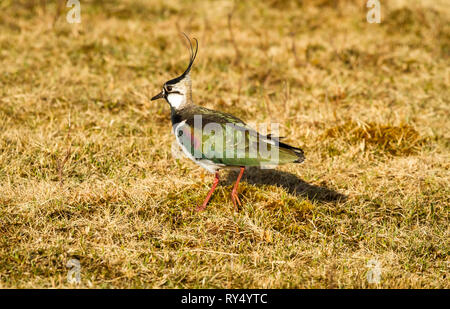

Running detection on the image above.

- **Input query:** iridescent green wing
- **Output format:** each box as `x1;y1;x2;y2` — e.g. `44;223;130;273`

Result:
175;120;301;166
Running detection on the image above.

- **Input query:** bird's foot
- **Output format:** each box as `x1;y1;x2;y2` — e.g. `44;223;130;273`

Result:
195;204;207;212
231;191;241;212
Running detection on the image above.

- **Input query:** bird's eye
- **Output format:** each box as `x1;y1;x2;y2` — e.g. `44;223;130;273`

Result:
166;86;173;92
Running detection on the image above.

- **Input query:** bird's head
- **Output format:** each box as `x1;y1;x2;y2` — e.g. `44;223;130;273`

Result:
151;34;198;110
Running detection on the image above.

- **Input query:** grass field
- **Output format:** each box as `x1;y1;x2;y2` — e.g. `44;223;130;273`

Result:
0;0;448;288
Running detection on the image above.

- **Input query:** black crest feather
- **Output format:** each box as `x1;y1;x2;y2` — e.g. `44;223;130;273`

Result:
166;33;198;85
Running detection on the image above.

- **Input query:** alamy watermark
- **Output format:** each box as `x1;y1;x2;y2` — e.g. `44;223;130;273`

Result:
366;0;381;23
66;0;81;24
67;258;81;284
171;116;289;169
366;259;382;284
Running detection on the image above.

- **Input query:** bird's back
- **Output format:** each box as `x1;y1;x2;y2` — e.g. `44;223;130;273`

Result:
172;105;304;168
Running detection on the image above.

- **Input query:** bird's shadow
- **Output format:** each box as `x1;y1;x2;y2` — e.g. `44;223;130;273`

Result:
224;167;347;203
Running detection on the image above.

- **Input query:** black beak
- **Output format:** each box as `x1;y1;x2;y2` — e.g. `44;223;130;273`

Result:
151;91;164;101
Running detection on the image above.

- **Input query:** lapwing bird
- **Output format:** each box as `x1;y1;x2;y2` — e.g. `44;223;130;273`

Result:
151;34;305;212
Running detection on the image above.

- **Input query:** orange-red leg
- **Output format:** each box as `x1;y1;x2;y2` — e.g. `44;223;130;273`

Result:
231;167;245;211
196;172;219;212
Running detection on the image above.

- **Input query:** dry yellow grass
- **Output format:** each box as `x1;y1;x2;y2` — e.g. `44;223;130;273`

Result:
0;0;448;288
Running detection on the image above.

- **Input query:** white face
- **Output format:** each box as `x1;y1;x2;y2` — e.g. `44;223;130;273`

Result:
166;92;185;109
164;80;189;109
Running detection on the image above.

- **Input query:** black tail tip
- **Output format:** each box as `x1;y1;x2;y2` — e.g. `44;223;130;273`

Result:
293;149;305;163
294;157;305;163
